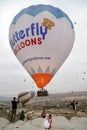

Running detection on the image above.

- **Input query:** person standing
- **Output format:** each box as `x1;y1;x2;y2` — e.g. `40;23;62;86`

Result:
71;100;78;115
11;97;19;122
43;114;52;129
48;114;52;129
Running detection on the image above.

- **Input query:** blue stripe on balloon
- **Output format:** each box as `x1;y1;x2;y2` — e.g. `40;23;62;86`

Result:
12;4;74;29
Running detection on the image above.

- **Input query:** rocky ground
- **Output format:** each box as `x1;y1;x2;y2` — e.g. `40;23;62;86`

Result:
0;91;87;121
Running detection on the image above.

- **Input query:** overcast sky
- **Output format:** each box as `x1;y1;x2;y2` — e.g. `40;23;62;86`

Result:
0;0;87;97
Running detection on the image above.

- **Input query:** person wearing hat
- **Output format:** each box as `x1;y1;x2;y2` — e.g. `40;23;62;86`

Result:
11;97;19;122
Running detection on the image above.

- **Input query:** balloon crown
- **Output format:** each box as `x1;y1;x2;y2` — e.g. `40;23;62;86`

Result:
12;4;74;29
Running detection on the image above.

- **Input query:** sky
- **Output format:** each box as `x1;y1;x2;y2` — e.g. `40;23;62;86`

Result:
0;0;87;97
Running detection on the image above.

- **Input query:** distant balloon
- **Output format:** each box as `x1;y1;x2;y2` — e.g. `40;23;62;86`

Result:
9;4;75;89
74;22;77;24
30;90;36;98
18;91;31;106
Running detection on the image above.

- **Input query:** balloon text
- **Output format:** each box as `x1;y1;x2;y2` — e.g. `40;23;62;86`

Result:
10;22;48;54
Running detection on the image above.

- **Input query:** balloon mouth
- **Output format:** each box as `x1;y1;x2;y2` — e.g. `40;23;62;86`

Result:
32;73;53;88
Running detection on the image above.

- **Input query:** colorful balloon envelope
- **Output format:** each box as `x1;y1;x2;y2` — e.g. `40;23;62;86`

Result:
9;4;75;89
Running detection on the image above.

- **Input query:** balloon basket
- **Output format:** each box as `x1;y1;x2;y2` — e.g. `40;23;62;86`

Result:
37;89;48;96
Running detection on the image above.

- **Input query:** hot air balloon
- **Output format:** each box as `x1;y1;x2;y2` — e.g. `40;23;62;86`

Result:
24;79;26;82
9;4;75;89
18;91;32;106
29;90;36;98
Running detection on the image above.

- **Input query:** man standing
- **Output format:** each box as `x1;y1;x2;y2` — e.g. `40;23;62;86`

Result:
11;97;19;122
71;100;78;115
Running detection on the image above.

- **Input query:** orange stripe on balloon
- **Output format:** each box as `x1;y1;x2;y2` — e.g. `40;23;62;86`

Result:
32;73;53;88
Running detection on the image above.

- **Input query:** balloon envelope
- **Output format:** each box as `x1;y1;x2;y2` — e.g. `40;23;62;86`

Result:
30;90;36;98
18;91;31;105
9;4;75;89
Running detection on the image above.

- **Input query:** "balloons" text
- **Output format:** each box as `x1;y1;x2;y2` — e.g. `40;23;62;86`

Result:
10;22;48;49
